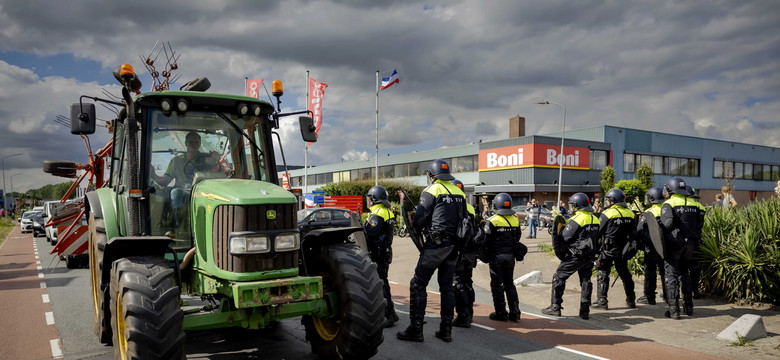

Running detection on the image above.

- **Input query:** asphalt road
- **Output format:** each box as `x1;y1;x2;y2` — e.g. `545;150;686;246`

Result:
25;230;594;360
4;226;733;359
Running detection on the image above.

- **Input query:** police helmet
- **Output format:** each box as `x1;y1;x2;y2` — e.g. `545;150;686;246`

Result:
645;187;664;204
492;193;515;216
685;185;699;199
568;193;593;212
663;177;688;197
451;179;464;190
605;188;626;207
426;159;455;181
367;185;389;206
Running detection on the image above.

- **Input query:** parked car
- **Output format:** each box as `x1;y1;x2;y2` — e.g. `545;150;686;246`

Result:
297;207;355;237
32;213;46;237
517;205;553;228
20;211;39;233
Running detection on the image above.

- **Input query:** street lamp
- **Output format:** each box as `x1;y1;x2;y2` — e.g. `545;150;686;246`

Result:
2;153;22;213
10;173;21;212
535;101;566;209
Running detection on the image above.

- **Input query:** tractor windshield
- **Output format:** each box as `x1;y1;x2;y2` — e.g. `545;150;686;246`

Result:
146;108;273;245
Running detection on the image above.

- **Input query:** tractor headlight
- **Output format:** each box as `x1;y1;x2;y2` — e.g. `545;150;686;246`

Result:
230;235;270;254
274;233;300;251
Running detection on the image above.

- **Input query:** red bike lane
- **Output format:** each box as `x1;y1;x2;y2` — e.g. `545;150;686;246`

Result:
0;225;61;359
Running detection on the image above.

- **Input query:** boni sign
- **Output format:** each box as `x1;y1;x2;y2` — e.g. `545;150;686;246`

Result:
479;143;590;171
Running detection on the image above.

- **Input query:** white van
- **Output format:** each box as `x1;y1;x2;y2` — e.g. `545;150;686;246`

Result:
44;201;60;244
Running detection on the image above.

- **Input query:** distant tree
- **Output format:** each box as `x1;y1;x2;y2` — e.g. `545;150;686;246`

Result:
600;166;615;197
636;162;654;190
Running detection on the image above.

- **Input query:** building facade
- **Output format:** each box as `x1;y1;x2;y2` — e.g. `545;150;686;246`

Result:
283;124;780;212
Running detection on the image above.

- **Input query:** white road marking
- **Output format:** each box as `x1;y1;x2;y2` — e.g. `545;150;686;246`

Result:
37;266;42;270
45;312;55;325
393;301;404;306
389;281;398;284
527;312;561;321
472;323;495;331
40;282;47;288
35;255;39;260
555;346;610;360
36;260;40;265
38;273;44;279
50;339;62;358
428;290;440;295
42;294;50;303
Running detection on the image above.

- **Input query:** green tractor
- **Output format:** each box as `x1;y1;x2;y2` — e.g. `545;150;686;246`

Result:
51;62;385;359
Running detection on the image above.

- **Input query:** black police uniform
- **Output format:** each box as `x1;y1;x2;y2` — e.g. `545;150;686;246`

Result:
636;203;666;304
483;212;522;321
595;204;637;308
453;203;479;327
660;192;705;318
546;209;599;318
364;202;398;326
397;179;465;342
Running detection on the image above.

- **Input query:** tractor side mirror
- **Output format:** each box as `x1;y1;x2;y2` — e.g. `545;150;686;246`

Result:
70;103;96;135
299;116;317;143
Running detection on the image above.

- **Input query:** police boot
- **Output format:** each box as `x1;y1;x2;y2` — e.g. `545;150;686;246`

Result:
541;304;561;317
579;303;590;320
508;301;521;322
592;299;608;310
636;295;649;304
434;320;453;343
489;311;508;321
664;304;681;320
626;298;636;309
385;311;400;328
683;301;694;316
396;319;424;342
453;309;472;328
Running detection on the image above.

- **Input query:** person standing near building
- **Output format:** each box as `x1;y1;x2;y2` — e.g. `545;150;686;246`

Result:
364;185;400;327
593;189;637;310
711;194;724;208
527;199;543;239
660;177;706;319
451;180;480;328
559;200;568;218
542;193;599;319
636;187;667;305
483;193;522;322
397;159;465;343
720;185;737;208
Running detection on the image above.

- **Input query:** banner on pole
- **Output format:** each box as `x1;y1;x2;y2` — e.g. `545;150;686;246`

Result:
246;78;264;99
308;77;329;145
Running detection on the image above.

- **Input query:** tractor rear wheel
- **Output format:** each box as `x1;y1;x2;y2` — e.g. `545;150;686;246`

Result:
303;244;385;359
88;213;112;344
110;256;185;360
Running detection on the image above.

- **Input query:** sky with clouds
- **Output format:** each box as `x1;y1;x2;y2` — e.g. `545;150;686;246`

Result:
1;0;779;193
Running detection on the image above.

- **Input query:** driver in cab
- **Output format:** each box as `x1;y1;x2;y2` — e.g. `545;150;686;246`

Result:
151;131;219;208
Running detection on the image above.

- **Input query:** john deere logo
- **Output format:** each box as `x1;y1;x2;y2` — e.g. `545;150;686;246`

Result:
266;210;277;219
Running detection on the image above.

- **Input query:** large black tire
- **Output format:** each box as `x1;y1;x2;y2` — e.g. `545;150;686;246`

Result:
303;244;385;359
88;213;112;344
110;256;185;360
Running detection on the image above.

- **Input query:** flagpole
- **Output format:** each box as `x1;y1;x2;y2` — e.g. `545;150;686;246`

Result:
244;77;247;96
305;70;310;195
375;71;379;187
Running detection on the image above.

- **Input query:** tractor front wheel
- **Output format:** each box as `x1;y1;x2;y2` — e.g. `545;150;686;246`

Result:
110;256;185;360
88;214;112;344
303;244;385;359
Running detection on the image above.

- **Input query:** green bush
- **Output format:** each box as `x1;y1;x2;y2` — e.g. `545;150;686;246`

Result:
318;179;423;213
699;197;780;303
614;179;647;205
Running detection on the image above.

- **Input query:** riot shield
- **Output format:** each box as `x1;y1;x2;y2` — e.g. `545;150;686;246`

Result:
550;214;568;261
644;211;665;260
398;189;424;252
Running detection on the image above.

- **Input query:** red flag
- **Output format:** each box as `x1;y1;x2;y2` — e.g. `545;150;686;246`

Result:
246;78;264;99
308;78;328;145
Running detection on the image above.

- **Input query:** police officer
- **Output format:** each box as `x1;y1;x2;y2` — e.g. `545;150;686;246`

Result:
451;180;480;328
364;185;400;327
636;187;667;305
542;193;599;319
685;185;703;299
660;177;705;319
397;159;466;343
483;193;522;322
593;189;637;310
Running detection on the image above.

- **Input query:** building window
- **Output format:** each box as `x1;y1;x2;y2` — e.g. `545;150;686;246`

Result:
379;165;393;179
307;174;316;185
772;165;780;181
753;164;763;181
394;163;409;177
743;163;752;180
689;159;700;177
358;168;373;180
623;153;635;173
652;156;663;174
452;155;476;172
713;160;723;178
350;169;359;181
762;165;772;181
590;150;607;170
316;173;332;184
734;162;744;179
